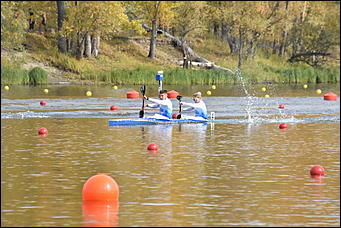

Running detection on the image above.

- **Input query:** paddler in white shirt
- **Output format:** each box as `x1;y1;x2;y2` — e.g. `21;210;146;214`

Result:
143;90;173;119
180;92;208;120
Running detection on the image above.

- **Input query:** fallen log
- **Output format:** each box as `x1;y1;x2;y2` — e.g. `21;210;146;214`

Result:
142;23;235;74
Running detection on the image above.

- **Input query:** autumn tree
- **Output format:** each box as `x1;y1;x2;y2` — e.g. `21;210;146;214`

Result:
61;1;131;59
1;1;27;50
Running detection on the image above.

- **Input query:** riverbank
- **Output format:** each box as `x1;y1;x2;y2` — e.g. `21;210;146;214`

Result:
1;32;340;85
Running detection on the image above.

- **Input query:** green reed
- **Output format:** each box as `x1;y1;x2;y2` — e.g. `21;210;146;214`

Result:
89;67;237;85
28;67;48;85
1;65;29;85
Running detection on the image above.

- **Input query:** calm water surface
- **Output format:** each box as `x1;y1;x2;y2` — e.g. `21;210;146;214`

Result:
1;84;340;227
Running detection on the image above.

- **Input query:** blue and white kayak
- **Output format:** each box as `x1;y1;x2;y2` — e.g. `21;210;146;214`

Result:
108;115;236;126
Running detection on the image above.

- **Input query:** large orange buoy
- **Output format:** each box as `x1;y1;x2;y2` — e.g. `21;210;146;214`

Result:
126;90;139;99
323;92;337;101
310;165;325;176
82;200;119;227
82;174;119;201
40;100;46;106
167;90;179;98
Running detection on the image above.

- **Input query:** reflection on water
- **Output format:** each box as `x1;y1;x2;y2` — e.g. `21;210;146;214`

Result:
82;200;119;227
1;85;340;227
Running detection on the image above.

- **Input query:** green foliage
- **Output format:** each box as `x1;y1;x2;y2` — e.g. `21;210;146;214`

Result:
1;2;27;50
259;63;340;84
1;65;29;85
28;67;48;85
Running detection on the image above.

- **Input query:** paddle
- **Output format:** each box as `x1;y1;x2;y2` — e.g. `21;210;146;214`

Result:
139;85;146;118
176;95;182;119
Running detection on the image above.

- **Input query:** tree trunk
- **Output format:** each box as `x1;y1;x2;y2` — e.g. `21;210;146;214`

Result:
279;1;289;56
272;39;277;54
28;10;35;31
84;33;92;57
56;1;67;53
76;36;85;60
213;23;219;37
91;34;100;57
237;28;244;69
148;1;160;58
221;23;228;41
66;39;72;53
221;23;238;54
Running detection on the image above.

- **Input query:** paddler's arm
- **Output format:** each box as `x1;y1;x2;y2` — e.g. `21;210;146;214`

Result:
148;97;170;106
143;96;160;108
180;101;195;111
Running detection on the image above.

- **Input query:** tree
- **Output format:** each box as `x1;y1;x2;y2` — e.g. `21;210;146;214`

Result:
124;1;177;59
148;1;161;58
56;1;67;53
61;1;131;59
1;1;27;50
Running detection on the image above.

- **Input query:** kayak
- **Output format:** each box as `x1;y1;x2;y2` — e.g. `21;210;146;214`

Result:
108;117;235;126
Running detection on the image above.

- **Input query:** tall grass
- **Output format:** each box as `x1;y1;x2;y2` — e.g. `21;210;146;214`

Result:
85;67;237;85
28;67;48;85
1;65;29;85
260;64;340;84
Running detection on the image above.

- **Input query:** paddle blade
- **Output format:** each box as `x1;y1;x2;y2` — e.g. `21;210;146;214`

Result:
176;114;181;119
139;110;144;118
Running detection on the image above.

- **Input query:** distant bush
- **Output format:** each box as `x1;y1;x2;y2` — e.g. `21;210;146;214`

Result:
28;67;48;85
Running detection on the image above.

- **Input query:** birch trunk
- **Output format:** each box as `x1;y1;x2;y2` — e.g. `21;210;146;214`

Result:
84;33;92;57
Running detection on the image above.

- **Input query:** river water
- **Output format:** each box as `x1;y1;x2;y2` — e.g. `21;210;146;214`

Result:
1;83;340;227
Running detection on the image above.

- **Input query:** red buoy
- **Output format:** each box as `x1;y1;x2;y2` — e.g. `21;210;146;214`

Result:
310;165;324;176
323;92;337;101
167;90;179;98
279;123;288;129
40;100;46;106
82;174;119;201
38;127;48;135
147;143;158;151
278;104;284;109
126;90;139;99
172;113;179;119
110;105;118;110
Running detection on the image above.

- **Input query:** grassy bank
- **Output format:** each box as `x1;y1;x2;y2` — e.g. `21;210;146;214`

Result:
1;58;48;85
1;33;340;85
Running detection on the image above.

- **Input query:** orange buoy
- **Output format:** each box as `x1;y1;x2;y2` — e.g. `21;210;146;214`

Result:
82;200;119;227
40;100;46;106
278;104;284;109
126;90;139;99
82;174;119;201
147;143;158;151
38;127;48;135
167;90;179;98
110;105;118;110
279;123;288;129
323;92;337;101
172;113;179;119
310;165;324;176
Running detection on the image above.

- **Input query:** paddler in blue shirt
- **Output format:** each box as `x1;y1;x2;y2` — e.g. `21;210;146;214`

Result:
180;92;208;120
143;90;173;119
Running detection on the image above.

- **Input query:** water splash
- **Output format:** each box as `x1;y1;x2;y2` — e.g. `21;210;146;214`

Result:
234;69;258;123
234;69;297;124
